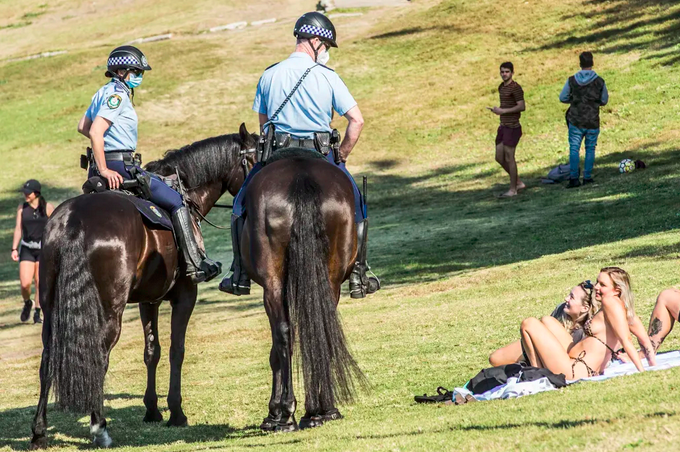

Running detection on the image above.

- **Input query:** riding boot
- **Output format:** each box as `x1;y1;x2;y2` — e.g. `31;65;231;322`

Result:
348;218;381;299
171;206;222;284
218;215;251;295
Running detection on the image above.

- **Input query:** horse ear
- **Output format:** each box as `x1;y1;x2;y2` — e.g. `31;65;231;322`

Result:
239;123;249;142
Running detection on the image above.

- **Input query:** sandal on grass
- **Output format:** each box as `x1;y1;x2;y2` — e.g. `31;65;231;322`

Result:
414;386;453;404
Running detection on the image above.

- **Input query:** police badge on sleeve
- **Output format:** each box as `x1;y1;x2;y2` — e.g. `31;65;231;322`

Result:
107;94;122;109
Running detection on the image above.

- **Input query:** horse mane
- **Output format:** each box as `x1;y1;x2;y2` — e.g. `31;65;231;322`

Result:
145;133;245;189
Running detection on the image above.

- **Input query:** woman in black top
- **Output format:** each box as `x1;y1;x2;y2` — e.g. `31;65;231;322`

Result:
10;180;54;323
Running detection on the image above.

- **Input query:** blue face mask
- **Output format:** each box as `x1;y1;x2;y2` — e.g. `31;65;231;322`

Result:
125;73;143;89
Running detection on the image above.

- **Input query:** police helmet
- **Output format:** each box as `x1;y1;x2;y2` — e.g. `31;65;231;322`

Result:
105;45;152;77
293;12;338;48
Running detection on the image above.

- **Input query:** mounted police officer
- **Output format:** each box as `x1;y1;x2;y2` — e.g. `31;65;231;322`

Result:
77;45;221;284
220;12;380;298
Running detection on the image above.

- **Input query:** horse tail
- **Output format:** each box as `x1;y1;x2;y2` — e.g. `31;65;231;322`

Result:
284;173;365;410
48;220;107;413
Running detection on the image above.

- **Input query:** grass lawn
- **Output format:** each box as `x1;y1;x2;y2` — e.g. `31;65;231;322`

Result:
2;0;680;450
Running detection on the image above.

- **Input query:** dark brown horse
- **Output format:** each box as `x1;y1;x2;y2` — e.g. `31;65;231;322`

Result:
241;149;366;432
29;124;257;449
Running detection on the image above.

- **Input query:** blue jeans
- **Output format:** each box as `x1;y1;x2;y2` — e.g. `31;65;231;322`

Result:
92;160;184;214
233;151;365;223
568;124;600;180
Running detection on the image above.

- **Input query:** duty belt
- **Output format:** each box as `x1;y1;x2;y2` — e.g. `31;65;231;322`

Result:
274;133;317;150
104;151;136;164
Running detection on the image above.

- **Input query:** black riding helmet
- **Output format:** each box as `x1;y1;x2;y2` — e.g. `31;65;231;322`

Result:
105;45;152;78
293;12;338;48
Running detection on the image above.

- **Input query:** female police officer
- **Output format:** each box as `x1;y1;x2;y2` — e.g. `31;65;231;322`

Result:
77;45;220;283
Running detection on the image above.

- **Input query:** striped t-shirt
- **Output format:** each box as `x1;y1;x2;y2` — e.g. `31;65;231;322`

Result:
498;81;524;128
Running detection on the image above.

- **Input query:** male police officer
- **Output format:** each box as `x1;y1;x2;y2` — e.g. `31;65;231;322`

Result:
219;12;380;298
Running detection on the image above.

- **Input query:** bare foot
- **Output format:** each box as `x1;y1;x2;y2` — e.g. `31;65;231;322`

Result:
499;190;518;198
517;181;526;190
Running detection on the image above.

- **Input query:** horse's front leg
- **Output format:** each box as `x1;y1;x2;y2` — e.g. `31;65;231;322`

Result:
140;302;163;423
166;281;197;427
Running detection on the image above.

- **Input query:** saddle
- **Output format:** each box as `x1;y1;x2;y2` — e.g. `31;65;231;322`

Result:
82;176;173;231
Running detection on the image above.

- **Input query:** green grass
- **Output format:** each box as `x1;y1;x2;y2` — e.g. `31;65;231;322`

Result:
2;0;680;450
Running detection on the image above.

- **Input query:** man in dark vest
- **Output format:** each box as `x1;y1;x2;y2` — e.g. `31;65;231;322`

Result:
559;52;609;188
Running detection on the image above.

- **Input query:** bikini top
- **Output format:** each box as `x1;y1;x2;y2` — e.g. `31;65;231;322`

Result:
583;310;619;357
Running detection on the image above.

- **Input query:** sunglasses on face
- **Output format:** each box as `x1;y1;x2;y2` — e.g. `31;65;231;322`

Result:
129;69;144;76
580;280;594;296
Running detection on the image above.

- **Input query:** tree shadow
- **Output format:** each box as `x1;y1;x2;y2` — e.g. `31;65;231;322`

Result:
363;145;680;285
370;25;458;40
0;401;270;451
529;0;680;65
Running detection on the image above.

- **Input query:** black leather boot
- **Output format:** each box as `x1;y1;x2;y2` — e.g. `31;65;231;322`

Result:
349;219;380;299
172;207;222;284
219;215;251;295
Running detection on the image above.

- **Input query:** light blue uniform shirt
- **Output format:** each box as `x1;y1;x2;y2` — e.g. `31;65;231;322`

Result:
253;52;357;139
85;80;138;151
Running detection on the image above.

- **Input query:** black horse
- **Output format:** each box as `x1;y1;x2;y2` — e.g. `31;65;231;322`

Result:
30;125;257;449
241;150;367;432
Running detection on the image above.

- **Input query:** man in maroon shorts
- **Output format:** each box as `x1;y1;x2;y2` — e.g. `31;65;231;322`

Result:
488;62;525;197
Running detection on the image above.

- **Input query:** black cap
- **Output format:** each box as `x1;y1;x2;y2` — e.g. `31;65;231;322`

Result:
294;12;338;48
21;179;41;195
579;51;594;68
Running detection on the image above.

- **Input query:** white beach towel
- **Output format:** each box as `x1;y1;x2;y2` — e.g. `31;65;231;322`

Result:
453;350;680;402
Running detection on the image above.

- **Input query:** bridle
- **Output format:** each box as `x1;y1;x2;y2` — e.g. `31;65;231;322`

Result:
189;144;257;229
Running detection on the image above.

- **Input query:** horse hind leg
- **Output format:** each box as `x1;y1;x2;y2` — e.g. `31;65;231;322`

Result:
274;320;298;432
140;302;163;423
30;312;52;449
315;280;344;426
260;345;283;431
88;303;126;447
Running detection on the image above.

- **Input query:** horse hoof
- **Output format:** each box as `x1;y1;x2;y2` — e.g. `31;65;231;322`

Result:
166;415;188;427
321;409;343;422
299;415;324;430
274;421;298;433
29;437;48;450
260;415;279;432
143;410;163;423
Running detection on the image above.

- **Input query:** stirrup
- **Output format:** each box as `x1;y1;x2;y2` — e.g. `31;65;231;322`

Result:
219;275;251;295
349;263;380;299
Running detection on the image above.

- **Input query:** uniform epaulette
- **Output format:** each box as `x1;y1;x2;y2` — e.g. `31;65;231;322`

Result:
265;62;280;71
318;64;335;72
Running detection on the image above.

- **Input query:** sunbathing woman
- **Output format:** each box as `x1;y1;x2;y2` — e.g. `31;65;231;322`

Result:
617;288;680;363
489;281;599;366
520;267;656;379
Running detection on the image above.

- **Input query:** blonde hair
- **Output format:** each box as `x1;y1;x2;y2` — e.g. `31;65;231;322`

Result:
558;282;600;333
600;266;635;321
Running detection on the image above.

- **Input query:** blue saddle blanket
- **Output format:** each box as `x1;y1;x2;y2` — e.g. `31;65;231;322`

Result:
82;176;174;230
126;195;174;230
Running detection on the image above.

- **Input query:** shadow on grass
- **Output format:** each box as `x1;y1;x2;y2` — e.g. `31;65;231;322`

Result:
0;400;282;451
364;145;680;285
529;0;680;65
3;146;680;294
